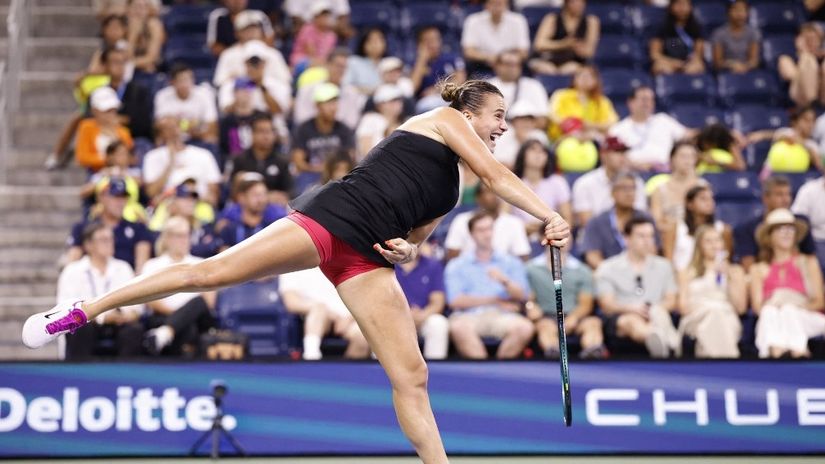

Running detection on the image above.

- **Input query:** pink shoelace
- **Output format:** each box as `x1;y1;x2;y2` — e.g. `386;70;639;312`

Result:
45;303;88;335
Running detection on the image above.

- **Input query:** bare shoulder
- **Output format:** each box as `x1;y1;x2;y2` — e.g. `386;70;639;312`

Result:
396;107;465;145
749;263;768;279
728;264;745;278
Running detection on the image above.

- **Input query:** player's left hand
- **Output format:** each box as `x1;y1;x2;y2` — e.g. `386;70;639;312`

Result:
542;212;570;248
374;238;418;264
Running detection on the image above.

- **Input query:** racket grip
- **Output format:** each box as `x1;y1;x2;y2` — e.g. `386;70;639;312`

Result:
549;247;562;282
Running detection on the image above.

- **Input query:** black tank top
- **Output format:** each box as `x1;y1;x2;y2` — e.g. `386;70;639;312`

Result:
538;13;589;66
290;130;460;267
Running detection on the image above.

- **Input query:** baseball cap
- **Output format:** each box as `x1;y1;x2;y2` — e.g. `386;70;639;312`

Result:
603;135;629;153
101;177;129;197
175;182;199;199
234;76;257;91
373;84;403;104
233;10;266;30
313;82;340;103
243;39;270;62
377;56;404;74
559;117;583;135
508;100;542;119
310;0;333;17
90;86;121;112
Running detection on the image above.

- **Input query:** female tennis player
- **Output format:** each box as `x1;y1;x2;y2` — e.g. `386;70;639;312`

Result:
23;79;569;464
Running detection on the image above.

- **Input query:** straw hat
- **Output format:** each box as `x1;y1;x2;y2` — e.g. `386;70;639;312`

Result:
755;208;808;248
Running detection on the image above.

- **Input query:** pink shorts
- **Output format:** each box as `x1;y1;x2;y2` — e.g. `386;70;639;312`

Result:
287;211;384;286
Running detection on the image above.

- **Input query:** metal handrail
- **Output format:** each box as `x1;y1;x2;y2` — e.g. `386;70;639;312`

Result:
0;60;8;185
1;0;31;184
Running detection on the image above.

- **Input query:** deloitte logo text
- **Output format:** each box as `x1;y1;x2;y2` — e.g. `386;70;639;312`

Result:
0;387;237;433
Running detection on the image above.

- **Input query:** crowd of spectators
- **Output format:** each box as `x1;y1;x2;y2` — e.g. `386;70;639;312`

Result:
51;0;825;361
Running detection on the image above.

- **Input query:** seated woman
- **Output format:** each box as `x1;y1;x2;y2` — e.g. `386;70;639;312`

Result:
752;209;825;358
143;216;218;355
649;141;704;232
355;84;406;161
511;139;573;236
664;184;733;271
87;14;131;75
778;23;825;107
695;123;746;172
126;0;165;74
711;0;760;74
547;65;617;141
75;87;134;172
343;28;388;95
650;0;706;75
530;0;600;76
764;106;825;174
677;225;746;358
81;141;145;223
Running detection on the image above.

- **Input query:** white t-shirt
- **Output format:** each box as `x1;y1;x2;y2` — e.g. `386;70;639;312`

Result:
217;77;292;140
206;8;274;47
355;112;389;158
57;256;143;324
154;84;218;123
142;144;222;198
293;81;367;130
571;167;648;216
212;40;292;89
141;254;203;310
283;0;351;21
609;113;687;167
792;176;825;241
493;129;548;167
487;76;548;117
279;267;349;316
445;211;531;258
461;10;530;57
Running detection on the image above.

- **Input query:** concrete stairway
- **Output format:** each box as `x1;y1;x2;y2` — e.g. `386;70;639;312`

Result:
0;0;95;359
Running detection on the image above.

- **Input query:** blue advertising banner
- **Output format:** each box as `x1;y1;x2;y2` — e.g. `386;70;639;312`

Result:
0;361;823;457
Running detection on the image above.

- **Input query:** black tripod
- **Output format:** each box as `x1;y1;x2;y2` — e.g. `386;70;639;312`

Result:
189;380;246;458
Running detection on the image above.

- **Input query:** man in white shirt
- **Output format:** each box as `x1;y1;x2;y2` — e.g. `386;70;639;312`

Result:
154;63;219;145
461;0;530;71
143;117;223;206
445;183;532;260
792;175;825;272
56;223;144;359
213;11;291;89
292;48;366;130
571;136;648;227
207;1;275;56
493;100;549;168
280;267;370;360
283;0;352;39
609;86;690;171
487;49;548;120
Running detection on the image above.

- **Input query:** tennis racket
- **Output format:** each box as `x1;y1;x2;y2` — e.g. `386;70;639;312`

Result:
549;246;572;426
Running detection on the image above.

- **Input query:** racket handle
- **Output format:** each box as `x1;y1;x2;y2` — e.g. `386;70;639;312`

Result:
549;246;562;281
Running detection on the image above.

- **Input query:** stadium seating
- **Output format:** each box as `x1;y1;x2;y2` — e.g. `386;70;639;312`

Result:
751;3;804;35
350;2;399;33
536;74;572;95
655;73;716;108
743;140;772;172
717;70;780;107
521;7;555;39
704;171;761;202
163;4;214;36
762;34;795;69
669;104;727;129
731;105;789;134
601;69;653;103
716;200;763;227
693;2;726;36
633;5;665;38
587;3;630;35
594;35;644;71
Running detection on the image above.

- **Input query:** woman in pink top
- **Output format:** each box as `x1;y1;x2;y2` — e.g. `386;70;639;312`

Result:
751;208;825;358
290;3;338;71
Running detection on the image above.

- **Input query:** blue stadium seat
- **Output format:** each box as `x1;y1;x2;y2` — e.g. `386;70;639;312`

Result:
613;101;629;119
587;4;630;35
594;35;644;70
406;3;456;34
294;172;321;196
521;6;556;39
731;105;789;134
536;74;572;95
634;5;666;38
163;46;215;70
164;5;214;36
717;71;779;107
601;69;653;102
716;200;763;227
350;2;399;33
693;3;726;36
193;68;214;85
669;104;727;129
743;140;771;172
762;35;795;69
752;3;804;34
786;171;822;196
655;73;715;107
703;171;761;202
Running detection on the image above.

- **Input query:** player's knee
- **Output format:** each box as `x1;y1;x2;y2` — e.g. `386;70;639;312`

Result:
392;357;429;393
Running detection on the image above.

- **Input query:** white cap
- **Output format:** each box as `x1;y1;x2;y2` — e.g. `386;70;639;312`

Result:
243;39;270;61
508;100;543;119
378;56;404;74
373;84;404;104
90;86;121;112
233;10;266;30
310;0;333;17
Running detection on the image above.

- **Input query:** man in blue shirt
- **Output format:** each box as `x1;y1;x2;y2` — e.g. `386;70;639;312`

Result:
219;174;286;251
445;212;534;359
396;251;449;359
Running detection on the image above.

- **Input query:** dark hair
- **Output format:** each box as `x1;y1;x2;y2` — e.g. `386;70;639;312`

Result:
100;46;126;64
623;215;654;236
684;184;714;235
468;210;495;233
570;65;604;99
495;48;523;65
234;174;266;197
101;14;127;34
105;140;127;157
513;140;555;178
81;222;109;244
762;174;791;196
696;122;734;152
665;0;702;37
250;112;275;130
790;104;815;124
669;140;697;160
440;79;503;114
328;47;351;62
629;85;654;101
416;25;440;43
321;151;355;185
355;28;386;58
727;0;748;12
611;170;637;188
169;62;193;80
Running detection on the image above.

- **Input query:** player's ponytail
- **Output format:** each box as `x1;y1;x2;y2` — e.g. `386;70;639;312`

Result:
438;78;502;115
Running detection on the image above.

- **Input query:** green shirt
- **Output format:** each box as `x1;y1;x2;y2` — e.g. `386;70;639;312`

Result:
527;255;594;315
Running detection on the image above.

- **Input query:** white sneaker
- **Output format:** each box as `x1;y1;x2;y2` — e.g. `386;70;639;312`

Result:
22;300;88;349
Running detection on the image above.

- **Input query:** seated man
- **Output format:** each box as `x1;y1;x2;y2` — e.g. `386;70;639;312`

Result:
526;246;606;359
57;222;144;359
444;182;531;261
218;174;286;251
596;216;679;359
579;172;658;270
279;267;370;360
395;249;449;360
445;212;535;359
792;174;825;272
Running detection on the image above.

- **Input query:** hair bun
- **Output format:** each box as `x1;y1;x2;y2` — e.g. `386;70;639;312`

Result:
440;82;461;103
